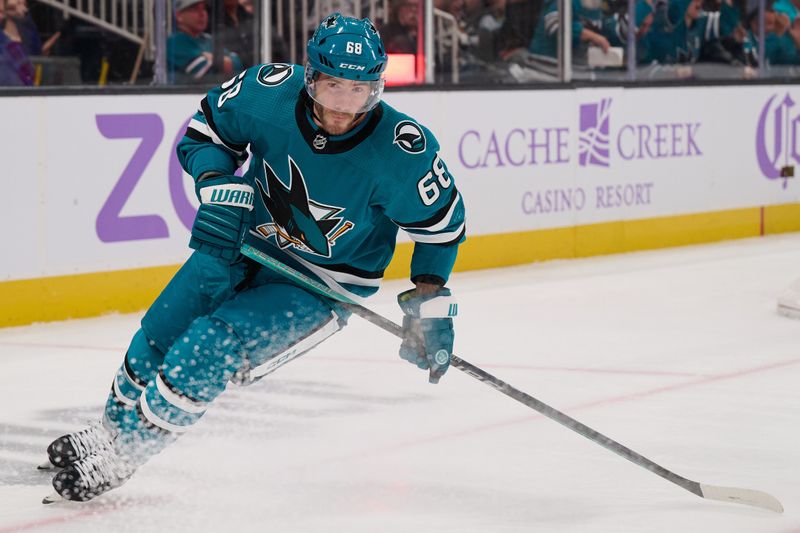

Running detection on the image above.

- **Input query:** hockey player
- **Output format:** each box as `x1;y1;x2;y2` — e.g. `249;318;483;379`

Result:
42;13;465;503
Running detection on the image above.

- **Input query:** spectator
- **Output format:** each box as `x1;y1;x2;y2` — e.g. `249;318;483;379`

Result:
692;0;747;64
219;0;255;67
43;17;108;83
697;0;749;64
529;0;611;60
381;0;420;53
3;0;40;55
604;0;655;63
472;0;510;60
217;0;289;66
167;0;243;83
773;0;800;25
503;0;540;51
742;6;798;64
649;0;725;63
0;0;33;85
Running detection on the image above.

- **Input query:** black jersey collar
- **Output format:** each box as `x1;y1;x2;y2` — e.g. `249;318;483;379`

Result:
295;90;383;154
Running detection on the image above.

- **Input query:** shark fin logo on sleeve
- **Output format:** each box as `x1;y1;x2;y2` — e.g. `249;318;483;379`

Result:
393;120;426;154
257;63;294;87
255;156;354;257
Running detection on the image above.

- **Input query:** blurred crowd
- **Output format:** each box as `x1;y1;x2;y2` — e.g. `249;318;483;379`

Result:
377;0;800;81
0;0;289;86
1;0;799;87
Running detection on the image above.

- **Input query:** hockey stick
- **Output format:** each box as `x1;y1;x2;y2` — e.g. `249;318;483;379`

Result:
241;244;784;513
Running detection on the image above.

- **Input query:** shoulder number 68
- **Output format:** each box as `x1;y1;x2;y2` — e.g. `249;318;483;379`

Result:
417;154;451;206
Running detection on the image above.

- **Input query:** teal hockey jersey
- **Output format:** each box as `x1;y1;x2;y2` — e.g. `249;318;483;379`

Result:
177;63;466;300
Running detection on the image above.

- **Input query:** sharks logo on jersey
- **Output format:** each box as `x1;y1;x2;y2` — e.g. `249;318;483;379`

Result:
257;64;294;87
254;157;354;257
393;121;426;154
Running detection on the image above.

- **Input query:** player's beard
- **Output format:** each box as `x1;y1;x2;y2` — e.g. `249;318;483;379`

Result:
314;103;364;135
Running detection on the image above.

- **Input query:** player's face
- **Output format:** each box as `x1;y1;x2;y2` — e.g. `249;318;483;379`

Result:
312;74;372;134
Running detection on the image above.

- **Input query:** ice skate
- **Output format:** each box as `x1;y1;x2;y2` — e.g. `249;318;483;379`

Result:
43;447;135;503
39;421;114;470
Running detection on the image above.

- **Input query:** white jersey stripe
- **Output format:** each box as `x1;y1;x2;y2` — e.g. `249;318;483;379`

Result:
155;373;208;415
190;117;247;158
122;364;146;392
113;378;137;407
188;118;246;157
139;390;190;434
399;192;462;234
288;251;377;289
405;221;465;244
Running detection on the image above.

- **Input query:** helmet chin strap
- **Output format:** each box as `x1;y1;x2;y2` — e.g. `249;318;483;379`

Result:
309;100;324;125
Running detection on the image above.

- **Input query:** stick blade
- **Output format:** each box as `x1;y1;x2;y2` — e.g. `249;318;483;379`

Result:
699;483;784;513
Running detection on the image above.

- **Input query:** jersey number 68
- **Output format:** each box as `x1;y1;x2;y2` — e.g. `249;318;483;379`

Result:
417;154;452;206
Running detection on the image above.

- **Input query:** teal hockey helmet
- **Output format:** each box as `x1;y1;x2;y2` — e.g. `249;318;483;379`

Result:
305;13;387;113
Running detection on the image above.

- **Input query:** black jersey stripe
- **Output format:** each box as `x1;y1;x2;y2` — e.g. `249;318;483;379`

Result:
158;368;207;406
184;126;212;144
418;226;466;247
200;97;249;153
392;189;459;229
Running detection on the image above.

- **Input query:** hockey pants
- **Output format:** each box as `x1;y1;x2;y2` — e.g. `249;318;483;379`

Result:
102;251;347;465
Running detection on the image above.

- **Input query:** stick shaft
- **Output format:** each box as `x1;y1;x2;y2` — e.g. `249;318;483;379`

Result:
338;299;701;496
240;245;783;513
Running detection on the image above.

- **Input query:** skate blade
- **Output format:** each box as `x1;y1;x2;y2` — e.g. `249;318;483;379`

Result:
42;492;62;504
37;458;56;471
777;304;800;320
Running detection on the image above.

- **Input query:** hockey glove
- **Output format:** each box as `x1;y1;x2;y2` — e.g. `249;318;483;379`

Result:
189;174;254;262
397;287;457;384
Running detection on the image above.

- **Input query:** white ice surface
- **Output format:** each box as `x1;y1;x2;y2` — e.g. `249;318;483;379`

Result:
1;234;799;533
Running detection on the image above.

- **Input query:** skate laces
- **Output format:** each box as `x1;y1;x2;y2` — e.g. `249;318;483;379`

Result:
74;451;132;488
69;422;112;457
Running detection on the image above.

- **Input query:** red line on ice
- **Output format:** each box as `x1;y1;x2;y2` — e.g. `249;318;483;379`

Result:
1;340;708;378
0;342;121;352
317;355;708;378
316;355;800;462
0;507;118;533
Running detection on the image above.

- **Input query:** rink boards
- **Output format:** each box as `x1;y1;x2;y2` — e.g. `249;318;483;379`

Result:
1;85;799;326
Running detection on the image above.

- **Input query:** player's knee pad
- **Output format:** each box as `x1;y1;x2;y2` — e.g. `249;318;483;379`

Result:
160;316;245;403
